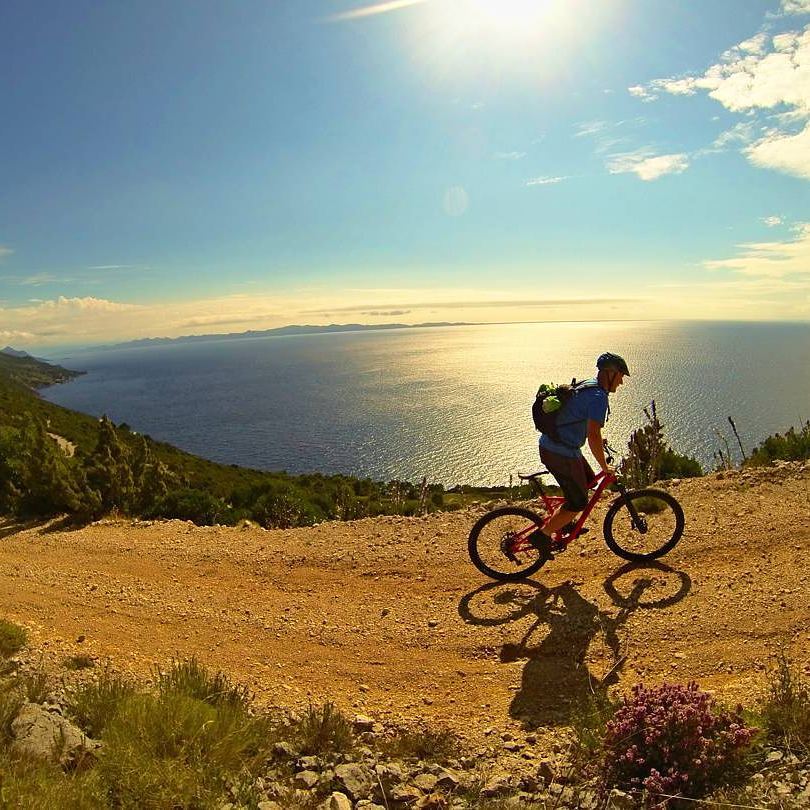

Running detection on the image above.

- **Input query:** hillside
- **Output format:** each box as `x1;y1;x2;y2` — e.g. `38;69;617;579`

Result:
2;460;807;746
0;350;84;389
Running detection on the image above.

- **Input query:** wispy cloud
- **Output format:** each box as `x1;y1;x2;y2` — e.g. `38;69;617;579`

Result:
493;151;527;160
705;222;810;279
323;0;429;22
762;215;784;227
86;264;141;271
18;273;61;287
0;246;13;262
606;150;689;181
0;330;35;341
306;297;639;315
524;175;568;186
574;121;608;138
629;24;810;180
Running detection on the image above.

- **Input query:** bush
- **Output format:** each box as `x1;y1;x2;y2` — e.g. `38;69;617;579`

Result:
748;421;810;465
146;488;230;525
293;702;353;756
0;619;27;657
66;666;137;738
602;682;756;802
761;650;810;754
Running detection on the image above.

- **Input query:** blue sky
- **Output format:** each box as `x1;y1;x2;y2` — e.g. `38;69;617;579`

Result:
1;0;808;348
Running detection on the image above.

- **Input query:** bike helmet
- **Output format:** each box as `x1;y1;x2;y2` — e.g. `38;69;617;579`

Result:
597;352;630;376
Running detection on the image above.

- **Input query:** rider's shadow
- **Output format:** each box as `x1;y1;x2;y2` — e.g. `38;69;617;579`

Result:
458;563;691;729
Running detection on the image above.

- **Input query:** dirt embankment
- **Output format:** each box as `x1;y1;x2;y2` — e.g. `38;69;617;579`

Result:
1;463;808;743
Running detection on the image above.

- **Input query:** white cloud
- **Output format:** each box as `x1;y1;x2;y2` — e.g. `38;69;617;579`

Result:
493;151;526;160
781;0;810;14
762;215;783;226
524;175;568;186
745;122;810;178
629;24;810;180
36;296;142;313
606;150;689;181
0;246;13;261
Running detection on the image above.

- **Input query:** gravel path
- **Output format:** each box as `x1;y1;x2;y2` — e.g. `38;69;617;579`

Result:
1;464;808;743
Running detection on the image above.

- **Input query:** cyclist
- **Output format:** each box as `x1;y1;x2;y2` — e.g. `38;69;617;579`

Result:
531;352;630;555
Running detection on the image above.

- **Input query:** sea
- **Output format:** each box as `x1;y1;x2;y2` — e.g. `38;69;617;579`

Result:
41;321;810;488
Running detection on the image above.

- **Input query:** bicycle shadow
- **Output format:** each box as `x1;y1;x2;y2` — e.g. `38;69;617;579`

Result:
458;561;691;729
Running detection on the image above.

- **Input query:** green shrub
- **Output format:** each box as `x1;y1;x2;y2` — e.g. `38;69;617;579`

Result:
761;650;810;754
748;421;810;465
146;488;230;525
154;657;253;711
293;702;353;756
0;619;27;657
65;666;137;738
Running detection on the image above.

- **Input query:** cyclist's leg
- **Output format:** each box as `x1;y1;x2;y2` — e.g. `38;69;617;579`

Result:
538;449;589;535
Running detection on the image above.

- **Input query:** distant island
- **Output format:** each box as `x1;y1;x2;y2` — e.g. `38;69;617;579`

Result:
106;322;472;350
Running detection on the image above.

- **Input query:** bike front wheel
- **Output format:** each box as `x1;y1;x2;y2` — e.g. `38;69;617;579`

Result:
468;506;549;582
603;488;684;561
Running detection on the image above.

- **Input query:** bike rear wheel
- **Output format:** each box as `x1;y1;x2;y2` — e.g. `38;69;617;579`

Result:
603;488;684;561
468;506;549;582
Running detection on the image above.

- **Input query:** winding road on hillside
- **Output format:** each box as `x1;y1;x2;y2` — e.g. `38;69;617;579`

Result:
1;464;808;742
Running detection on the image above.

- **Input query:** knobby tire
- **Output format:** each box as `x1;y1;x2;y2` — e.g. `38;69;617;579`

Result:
603;488;684;561
468;506;549;582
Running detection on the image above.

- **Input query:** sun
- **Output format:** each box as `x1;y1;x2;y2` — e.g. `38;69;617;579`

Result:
465;0;556;29
422;0;571;53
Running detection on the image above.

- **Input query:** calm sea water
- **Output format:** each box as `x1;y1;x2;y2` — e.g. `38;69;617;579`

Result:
42;321;810;487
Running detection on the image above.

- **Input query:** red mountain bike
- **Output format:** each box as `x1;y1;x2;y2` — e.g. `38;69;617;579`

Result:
468;443;685;582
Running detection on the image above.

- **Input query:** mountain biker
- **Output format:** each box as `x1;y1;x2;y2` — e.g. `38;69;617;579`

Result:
532;352;630;555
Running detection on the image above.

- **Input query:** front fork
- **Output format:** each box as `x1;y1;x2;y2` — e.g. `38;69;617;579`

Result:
614;481;647;534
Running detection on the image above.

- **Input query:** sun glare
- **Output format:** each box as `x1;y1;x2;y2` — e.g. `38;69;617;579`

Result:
466;0;556;28
417;0;578;65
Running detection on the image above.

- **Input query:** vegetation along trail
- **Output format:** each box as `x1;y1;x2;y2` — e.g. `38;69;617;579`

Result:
1;463;808;742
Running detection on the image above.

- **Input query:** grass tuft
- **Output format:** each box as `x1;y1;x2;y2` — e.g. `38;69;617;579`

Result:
97;690;275;808
63;654;96;671
293;702;354;756
0;619;27;658
21;663;50;704
761;650;810;754
383;725;462;764
154;656;253;710
65;665;138;738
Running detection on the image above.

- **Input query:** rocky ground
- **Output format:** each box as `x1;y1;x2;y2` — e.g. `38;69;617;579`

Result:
1;462;809;806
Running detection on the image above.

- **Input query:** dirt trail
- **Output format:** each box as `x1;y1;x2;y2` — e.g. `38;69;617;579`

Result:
1;464;808;742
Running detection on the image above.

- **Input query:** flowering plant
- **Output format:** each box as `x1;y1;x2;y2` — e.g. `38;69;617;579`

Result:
602;682;755;802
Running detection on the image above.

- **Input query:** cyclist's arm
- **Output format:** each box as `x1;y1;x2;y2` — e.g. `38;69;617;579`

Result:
587;419;609;472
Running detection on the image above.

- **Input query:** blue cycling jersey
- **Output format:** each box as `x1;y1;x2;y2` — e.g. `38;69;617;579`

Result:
538;379;608;459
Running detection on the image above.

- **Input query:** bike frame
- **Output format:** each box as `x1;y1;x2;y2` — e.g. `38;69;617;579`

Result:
508;469;618;556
